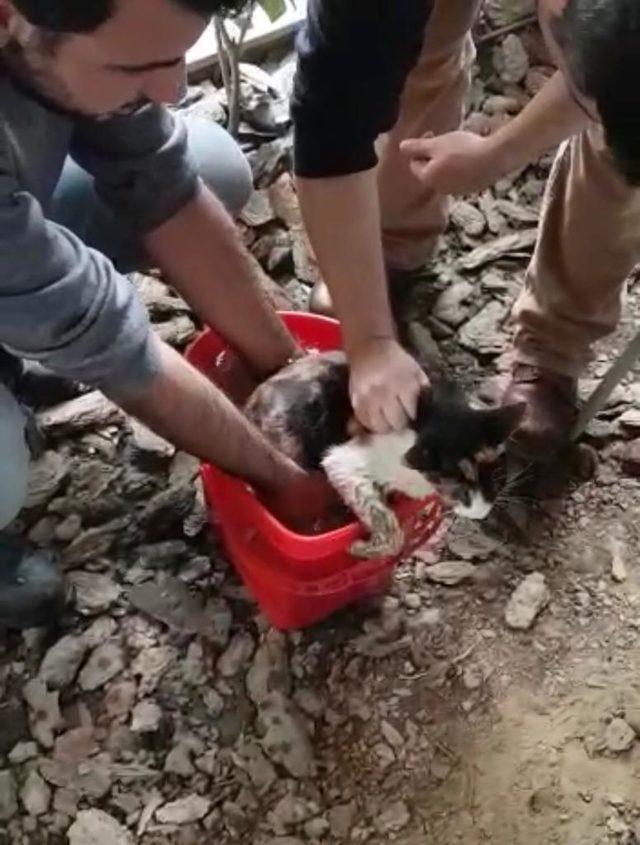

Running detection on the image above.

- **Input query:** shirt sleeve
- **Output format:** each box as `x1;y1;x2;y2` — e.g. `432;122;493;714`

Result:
291;0;433;178
0;159;162;400
70;99;200;233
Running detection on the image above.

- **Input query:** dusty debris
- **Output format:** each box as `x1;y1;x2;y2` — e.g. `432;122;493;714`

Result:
38;391;124;436
156;794;211;824
505;573;550;630
425;560;477;586
432;280;474;328
451;200;486;237
128;577;222;640
131;699;163;734
259;694;315;778
104;679;137;723
328;802;358;840
604;718;636;754
130;645;176;696
39;634;88;690
238;742;277;793
67;808;134;845
25;450;68;509
246;629;290;706
155;314;197;347
79;642;125;692
23;678;63;748
620;439;640;477
241;189;276;228
20;769;51;817
69;571;121;615
218;631;256;678
609;538;628;583
0;771;18;822
493;33;530;84
164;742;196;777
374;800;411;835
458;301;509;357
458;228;537;270
54;726;98;765
8;741;38;765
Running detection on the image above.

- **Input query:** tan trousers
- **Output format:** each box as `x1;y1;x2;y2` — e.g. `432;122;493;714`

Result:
378;0;640;378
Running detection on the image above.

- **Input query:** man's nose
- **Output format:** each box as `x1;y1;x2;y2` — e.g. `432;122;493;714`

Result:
141;61;187;105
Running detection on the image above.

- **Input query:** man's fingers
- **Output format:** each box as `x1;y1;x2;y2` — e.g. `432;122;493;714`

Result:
400;137;436;160
398;381;420;421
408;158;440;185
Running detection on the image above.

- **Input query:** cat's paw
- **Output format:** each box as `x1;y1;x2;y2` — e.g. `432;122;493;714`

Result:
350;530;405;560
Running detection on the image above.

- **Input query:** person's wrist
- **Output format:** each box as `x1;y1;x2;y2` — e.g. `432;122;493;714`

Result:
346;332;397;361
257;454;304;495
483;131;523;179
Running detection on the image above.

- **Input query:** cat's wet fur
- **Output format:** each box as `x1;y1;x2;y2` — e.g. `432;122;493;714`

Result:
245;351;524;557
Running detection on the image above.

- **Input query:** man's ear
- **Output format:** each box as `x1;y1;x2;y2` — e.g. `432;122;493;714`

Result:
0;2;38;41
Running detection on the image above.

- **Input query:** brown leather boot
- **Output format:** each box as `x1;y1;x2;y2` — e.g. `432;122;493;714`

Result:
502;363;578;459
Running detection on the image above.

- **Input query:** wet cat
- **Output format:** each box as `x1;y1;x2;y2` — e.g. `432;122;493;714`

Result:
245;351;524;558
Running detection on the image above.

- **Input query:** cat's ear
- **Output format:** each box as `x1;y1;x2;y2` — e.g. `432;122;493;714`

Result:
480;403;526;444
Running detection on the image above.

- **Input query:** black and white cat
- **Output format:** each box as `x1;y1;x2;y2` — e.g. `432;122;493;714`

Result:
245;351;524;558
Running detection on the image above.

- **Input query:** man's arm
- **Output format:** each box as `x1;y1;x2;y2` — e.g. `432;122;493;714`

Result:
293;0;432;432
399;71;592;195
0;172;331;526
71;103;298;379
144;185;297;378
296;171;427;432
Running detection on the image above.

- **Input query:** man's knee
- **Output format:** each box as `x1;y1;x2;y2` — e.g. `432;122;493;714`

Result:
0;386;30;529
185;117;253;216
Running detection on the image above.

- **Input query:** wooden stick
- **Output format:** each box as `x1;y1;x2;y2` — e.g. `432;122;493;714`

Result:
571;326;640;440
475;14;538;45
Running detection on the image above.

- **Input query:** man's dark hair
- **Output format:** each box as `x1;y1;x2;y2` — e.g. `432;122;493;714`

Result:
553;0;640;185
13;0;251;33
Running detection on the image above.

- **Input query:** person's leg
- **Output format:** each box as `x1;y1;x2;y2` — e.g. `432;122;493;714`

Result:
0;385;65;628
0;385;29;530
378;0;483;271
50;117;253;272
505;124;640;455
309;0;481;315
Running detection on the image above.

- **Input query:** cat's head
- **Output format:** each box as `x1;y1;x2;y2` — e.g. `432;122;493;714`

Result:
403;384;525;520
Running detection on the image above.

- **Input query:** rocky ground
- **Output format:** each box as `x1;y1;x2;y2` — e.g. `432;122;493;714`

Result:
3;12;640;845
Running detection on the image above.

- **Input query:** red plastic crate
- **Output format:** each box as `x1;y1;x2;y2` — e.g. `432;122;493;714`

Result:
186;312;442;629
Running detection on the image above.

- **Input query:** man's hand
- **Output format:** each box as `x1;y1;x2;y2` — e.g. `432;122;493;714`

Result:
349;338;429;432
400;132;504;197
261;470;342;533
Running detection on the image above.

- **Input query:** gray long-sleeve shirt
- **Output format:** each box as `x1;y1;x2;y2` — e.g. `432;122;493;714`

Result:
0;74;199;398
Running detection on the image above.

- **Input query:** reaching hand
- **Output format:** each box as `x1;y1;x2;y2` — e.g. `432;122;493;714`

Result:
400;131;503;196
349;338;429;432
261;469;342;533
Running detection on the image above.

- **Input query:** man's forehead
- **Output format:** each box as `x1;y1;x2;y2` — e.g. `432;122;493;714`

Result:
70;0;206;68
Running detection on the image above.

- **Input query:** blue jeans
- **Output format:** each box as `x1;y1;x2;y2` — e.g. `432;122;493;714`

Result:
0;117;252;528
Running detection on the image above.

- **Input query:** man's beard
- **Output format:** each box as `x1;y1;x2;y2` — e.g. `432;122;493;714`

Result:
0;36;86;118
0;36;145;120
